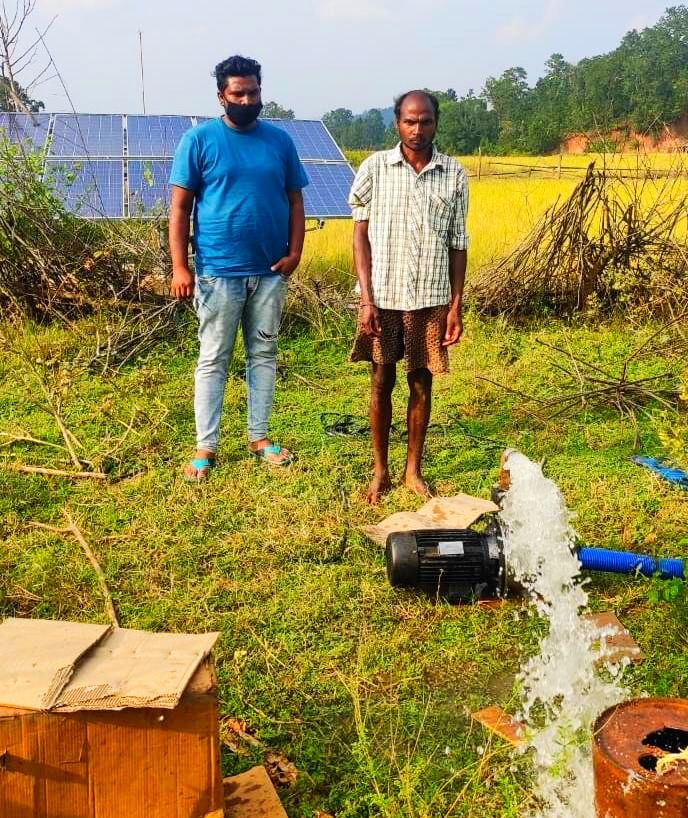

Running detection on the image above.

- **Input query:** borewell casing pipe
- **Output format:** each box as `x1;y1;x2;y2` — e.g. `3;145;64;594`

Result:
593;697;688;817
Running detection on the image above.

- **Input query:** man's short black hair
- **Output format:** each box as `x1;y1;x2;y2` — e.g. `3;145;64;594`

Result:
214;55;262;91
394;90;440;123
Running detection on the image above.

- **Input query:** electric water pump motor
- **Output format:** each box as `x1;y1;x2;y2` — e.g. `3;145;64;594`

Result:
385;525;508;604
385;522;685;604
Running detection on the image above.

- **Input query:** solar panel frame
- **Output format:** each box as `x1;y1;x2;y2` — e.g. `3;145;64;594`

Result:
126;115;194;157
49;114;123;157
1;113;355;220
0;112;51;152
44;159;124;218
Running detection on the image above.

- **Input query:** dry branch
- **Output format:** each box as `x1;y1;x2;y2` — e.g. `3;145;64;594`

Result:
15;464;107;479
29;511;119;626
6;335;88;468
0;430;67;451
84;300;183;375
480;332;681;434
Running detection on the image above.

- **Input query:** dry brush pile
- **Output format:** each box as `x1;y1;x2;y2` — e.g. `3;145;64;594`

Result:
467;160;688;318
0;139;353;360
0;141;170;318
0;138;188;372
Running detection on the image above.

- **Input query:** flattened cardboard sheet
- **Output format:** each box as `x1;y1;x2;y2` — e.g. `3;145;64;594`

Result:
417;494;500;525
472;706;527;748
363;493;499;545
583;612;644;666
0;618;111;710
224;766;288;818
54;627;220;711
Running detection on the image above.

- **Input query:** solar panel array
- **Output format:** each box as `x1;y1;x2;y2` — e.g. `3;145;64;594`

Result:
0;113;354;219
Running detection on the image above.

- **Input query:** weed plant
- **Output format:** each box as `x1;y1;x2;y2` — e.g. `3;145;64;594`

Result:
0;138;169;317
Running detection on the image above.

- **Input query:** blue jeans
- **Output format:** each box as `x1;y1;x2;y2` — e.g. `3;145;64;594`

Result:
193;274;288;452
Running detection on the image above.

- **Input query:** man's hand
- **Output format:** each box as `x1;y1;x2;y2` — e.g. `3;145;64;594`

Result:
441;307;463;347
271;252;301;278
170;266;194;300
361;304;382;337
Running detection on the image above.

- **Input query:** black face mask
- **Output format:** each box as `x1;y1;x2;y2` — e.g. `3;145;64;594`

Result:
225;101;262;127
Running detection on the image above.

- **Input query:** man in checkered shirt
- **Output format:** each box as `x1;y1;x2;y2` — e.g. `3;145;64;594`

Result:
348;90;468;503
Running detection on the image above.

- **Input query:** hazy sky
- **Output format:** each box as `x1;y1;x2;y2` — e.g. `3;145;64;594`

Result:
25;0;673;118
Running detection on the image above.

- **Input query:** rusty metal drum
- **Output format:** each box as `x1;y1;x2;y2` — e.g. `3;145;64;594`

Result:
593;697;688;817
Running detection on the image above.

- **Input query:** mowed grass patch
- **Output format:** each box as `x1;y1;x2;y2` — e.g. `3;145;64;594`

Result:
2;308;688;817
3;152;688;816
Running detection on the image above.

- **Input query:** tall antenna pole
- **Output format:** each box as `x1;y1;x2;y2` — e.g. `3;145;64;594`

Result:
138;30;146;114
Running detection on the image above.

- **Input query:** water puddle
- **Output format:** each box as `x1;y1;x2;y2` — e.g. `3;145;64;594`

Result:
499;451;631;818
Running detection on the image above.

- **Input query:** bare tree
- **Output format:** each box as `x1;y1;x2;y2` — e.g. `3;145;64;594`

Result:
0;0;52;114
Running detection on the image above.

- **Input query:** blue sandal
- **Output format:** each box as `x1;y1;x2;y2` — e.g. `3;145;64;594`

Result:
183;457;215;482
249;443;293;466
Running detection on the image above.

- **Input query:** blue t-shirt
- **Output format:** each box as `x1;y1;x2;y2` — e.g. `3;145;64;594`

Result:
169;118;309;276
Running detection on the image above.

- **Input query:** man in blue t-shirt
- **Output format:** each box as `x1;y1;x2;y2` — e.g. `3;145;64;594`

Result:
169;54;309;481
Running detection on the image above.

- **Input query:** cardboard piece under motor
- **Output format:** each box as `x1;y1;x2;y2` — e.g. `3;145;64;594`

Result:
0;617;223;818
363;493;500;546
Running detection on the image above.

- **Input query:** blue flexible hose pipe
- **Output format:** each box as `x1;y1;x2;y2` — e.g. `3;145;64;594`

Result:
577;547;685;580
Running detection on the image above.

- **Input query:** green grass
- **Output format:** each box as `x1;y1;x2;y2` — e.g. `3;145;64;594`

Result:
2;309;688;817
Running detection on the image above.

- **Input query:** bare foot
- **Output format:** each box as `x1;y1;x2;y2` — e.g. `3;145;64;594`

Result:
367;472;391;504
403;473;433;498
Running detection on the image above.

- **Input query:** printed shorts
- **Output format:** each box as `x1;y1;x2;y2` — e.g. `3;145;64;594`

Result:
349;305;450;375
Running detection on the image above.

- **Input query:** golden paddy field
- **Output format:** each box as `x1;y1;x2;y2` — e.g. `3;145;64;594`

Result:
301;151;688;277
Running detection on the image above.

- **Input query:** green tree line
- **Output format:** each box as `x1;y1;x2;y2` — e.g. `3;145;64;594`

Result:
0;77;43;113
322;5;688;154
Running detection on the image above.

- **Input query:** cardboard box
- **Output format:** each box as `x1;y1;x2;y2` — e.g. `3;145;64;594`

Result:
0;618;223;818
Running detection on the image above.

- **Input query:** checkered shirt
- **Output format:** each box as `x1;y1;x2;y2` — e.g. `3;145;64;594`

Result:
348;143;469;311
